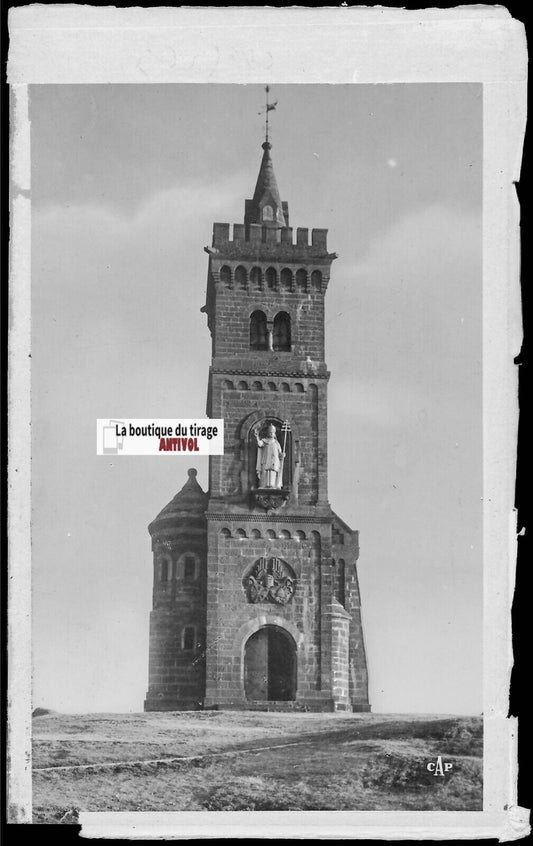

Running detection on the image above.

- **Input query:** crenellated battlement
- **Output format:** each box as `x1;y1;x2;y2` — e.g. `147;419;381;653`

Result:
211;223;331;258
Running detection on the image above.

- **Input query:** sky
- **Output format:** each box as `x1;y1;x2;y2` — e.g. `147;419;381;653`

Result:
30;83;482;714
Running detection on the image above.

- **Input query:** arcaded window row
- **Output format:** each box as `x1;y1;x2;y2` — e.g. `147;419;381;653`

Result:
219;265;323;291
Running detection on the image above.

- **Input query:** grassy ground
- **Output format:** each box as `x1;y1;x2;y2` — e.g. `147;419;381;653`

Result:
32;711;483;823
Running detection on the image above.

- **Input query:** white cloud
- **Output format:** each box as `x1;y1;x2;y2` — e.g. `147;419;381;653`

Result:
34;172;247;273
328;203;481;403
336;202;480;287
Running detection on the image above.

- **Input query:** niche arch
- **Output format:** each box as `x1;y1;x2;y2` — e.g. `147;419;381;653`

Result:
238;411;299;494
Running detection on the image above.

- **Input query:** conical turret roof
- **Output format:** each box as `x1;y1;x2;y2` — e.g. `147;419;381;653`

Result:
149;468;208;535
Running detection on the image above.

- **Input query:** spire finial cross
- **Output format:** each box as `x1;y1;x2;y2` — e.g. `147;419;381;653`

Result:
258;85;277;145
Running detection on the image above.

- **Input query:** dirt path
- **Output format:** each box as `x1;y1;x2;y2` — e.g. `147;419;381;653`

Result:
33;717;461;775
34;733;357;774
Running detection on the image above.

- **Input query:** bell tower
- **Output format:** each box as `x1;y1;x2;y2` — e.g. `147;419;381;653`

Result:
146;94;370;712
199;111;370;712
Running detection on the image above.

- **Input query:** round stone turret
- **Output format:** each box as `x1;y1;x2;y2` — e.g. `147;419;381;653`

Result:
145;468;208;712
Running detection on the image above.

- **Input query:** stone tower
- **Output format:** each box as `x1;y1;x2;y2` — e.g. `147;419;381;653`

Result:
145;468;208;711
145;136;370;713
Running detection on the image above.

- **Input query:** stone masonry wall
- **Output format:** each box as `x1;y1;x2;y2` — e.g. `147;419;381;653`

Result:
331;520;370;711
344;558;370;710
208;281;327;363
204;520;337;708
144;531;207;710
327;600;352;710
207;375;328;506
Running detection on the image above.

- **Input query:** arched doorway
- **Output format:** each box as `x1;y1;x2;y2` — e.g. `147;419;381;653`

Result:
244;626;296;701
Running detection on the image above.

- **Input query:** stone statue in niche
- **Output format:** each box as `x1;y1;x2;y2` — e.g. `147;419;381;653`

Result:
246;557;296;605
253;423;284;488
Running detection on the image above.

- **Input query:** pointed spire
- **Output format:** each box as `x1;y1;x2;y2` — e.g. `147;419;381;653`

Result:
244;86;286;229
252;141;285;223
248;141;286;228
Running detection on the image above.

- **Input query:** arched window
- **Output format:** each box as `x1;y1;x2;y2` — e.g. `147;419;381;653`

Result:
250;310;268;351
251;267;262;289
296;269;307;291
182;626;196;651
220;265;231;284
265;267;277;289
311;270;322;290
262;204;274;221
176;551;199;581
183;555;197;582
160;559;169;582
273;312;291;351
235;265;247;287
280;268;293;290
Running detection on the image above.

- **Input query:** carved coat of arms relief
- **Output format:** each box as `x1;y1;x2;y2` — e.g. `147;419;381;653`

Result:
245;557;296;605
